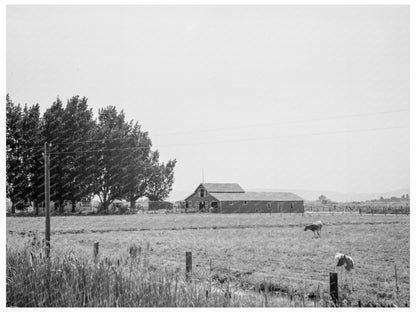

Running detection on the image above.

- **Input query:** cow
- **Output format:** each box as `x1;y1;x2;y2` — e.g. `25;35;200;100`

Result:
334;252;354;289
304;220;323;238
335;252;354;271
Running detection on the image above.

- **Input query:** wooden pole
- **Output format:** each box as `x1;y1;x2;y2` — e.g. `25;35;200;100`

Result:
93;242;99;262
186;251;192;281
303;279;306;307
395;264;399;298
44;142;51;258
329;272;338;306
315;284;320;307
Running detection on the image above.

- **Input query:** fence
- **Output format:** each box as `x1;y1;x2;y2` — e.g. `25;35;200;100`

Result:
88;243;403;307
7;235;405;307
304;203;410;215
90;243;329;306
8;200;410;216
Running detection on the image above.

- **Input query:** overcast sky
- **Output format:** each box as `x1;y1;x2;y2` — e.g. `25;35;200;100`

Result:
7;5;409;200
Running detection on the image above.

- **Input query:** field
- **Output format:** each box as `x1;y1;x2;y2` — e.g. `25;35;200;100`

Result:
6;212;410;307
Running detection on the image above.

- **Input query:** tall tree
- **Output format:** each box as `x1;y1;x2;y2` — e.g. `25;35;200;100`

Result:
42;97;67;213
91;106;131;212
6;95;26;213
21;103;44;215
122;121;153;208
60;96;96;212
145;150;177;201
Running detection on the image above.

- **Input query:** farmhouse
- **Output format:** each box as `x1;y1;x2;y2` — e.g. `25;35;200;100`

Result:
184;183;304;213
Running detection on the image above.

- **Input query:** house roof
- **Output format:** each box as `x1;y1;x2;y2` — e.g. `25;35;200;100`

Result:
201;183;245;193
210;192;303;202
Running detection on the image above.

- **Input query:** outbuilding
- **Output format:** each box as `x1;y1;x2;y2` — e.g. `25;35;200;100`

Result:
184;183;304;213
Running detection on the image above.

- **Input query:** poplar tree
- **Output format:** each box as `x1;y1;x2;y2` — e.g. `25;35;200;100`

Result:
122;121;152;209
145;150;177;201
42;97;67;213
91;106;131;212
6;95;26;213
60;96;96;212
21;103;44;214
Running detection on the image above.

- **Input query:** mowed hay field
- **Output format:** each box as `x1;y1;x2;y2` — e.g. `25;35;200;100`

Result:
7;213;410;306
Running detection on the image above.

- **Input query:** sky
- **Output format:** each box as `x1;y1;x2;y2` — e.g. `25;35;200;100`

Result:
6;5;410;200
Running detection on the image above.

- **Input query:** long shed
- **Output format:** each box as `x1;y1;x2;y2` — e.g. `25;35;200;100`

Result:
184;183;304;213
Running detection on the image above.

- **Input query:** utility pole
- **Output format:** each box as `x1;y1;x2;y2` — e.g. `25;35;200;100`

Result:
44;142;51;258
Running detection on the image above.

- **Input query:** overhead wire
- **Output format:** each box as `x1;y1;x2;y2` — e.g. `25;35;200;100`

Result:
152;108;409;137
8;108;409;156
29;107;409;148
145;125;409;148
14;124;409;157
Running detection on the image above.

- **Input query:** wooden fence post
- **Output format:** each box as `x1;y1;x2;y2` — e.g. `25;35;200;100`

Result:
129;245;138;258
44;142;51;259
186;251;192;281
303;279;306;307
395;264;399;299
315;284;320;307
93;242;99;262
330;272;338;306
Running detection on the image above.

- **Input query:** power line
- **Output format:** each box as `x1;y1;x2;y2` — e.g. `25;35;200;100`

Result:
152;108;409;137
46;124;408;155
158;125;409;148
38;108;410;146
10;107;409;156
49;146;151;155
51;137;148;146
10;107;409;154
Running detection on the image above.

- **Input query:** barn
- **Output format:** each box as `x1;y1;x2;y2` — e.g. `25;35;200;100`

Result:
184;183;304;213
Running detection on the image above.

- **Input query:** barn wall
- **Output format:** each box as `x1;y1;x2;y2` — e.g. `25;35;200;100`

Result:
185;193;219;211
220;201;304;213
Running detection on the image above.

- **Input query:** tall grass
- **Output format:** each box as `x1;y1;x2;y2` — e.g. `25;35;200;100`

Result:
6;241;308;307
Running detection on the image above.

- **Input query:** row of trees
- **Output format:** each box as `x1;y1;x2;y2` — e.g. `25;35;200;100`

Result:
6;95;176;214
375;194;410;202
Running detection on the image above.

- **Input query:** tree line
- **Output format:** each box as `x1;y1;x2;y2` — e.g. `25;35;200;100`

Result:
374;194;410;203
6;94;176;214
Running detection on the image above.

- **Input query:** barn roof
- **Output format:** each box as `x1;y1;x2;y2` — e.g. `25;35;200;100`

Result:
210;192;303;202
201;183;245;193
